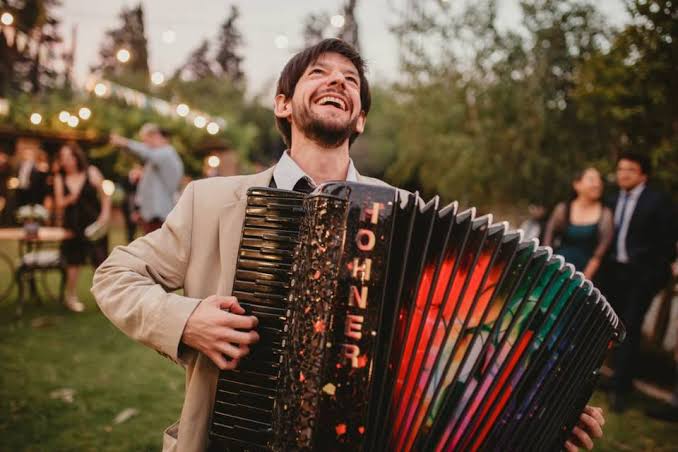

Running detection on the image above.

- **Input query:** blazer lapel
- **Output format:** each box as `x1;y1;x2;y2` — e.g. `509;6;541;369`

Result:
217;167;275;296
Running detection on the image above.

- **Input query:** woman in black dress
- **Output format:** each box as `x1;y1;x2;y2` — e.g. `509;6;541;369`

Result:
54;142;111;312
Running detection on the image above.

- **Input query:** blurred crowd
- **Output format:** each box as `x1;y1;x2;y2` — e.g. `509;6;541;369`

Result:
0;123;184;312
520;153;678;421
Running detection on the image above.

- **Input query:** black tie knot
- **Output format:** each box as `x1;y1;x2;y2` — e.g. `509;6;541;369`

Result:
293;176;316;194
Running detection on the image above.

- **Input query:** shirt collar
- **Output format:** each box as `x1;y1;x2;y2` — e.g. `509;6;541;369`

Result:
622;182;646;199
272;150;358;190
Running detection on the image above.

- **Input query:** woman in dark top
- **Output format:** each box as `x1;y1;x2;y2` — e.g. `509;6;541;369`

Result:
54;142;111;312
544;167;614;280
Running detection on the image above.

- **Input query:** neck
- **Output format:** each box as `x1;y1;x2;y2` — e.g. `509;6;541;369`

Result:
573;196;598;207
288;129;350;184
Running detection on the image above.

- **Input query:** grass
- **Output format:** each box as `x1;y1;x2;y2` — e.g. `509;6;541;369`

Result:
0;225;184;451
0;226;677;450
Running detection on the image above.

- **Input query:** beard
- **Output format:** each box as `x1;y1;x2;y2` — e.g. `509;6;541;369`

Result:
293;102;359;148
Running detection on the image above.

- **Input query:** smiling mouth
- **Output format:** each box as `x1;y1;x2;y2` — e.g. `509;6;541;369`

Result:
315;95;347;111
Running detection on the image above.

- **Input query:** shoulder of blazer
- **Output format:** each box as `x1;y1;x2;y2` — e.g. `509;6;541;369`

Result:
188;168;274;209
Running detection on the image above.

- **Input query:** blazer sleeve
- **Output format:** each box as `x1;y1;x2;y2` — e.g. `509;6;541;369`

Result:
91;182;201;364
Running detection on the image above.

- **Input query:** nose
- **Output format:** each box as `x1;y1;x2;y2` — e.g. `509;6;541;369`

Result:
327;69;347;87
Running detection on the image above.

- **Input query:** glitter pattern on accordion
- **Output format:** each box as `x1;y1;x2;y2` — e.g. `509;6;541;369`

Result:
208;182;625;452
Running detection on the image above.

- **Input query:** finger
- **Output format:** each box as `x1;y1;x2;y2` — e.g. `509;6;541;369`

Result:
218;342;250;360
571;425;594;450
584;405;605;427
579;413;603;439
564;440;578;452
207;351;236;371
221;312;258;330
215;296;242;312
223;328;260;345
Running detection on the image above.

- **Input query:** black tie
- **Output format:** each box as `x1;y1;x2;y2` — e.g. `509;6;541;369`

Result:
615;192;629;230
293;176;316;194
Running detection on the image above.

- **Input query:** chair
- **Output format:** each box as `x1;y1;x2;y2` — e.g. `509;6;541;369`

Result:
15;247;66;315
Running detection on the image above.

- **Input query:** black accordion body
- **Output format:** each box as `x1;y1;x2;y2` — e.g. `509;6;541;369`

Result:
209;182;625;451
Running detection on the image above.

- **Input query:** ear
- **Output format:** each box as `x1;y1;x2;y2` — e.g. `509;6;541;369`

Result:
354;111;367;134
274;94;292;120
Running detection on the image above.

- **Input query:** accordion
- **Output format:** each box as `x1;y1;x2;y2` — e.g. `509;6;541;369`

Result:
209;182;624;451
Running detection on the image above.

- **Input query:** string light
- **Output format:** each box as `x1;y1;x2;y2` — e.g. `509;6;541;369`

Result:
206;122;219;135
0;12;13;26
330;15;345;28
207;156;220;168
78;107;91;120
274;34;289;49
151;71;165;85
58;111;70;122
67;116;79;127
116;48;131;63
193;115;207;128
162;29;176;44
176;103;189;116
94;82;108;96
30;113;42;125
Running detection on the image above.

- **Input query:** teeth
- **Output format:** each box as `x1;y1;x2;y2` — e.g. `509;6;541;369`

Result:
317;96;346;110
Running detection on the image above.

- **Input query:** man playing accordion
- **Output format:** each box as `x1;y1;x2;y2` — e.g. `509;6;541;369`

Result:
92;38;604;452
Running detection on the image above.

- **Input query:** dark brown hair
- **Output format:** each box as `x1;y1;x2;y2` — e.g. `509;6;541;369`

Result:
60;141;89;173
617;151;651;176
275;38;371;147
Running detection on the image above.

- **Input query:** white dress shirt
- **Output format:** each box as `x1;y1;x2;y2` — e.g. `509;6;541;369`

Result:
614;182;645;263
272;150;358;190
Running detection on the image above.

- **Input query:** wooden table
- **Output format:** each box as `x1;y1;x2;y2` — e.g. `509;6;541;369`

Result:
0;227;73;242
0;226;73;315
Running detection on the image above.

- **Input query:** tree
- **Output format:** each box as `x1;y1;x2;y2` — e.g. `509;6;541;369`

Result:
372;0;615;207
94;3;149;87
337;0;360;51
175;40;215;81
0;0;64;95
572;0;678;197
302;0;360;49
215;5;244;82
302;12;330;47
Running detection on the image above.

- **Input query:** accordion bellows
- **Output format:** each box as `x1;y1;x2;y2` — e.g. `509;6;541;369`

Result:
209;182;625;452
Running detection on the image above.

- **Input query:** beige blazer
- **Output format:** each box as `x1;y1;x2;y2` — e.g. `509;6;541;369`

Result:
91;167;389;452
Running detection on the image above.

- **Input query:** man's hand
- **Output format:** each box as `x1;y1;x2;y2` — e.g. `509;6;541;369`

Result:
109;133;129;148
181;295;259;370
564;405;605;451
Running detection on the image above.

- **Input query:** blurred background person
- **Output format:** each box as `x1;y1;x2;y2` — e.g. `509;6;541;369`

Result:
109;124;183;234
15;146;49;208
519;203;547;242
543;167;614;280
120;164;143;243
599;152;678;412
54;142;111;312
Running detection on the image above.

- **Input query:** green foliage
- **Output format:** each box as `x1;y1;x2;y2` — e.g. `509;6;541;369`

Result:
0;0;64;96
361;0;677;208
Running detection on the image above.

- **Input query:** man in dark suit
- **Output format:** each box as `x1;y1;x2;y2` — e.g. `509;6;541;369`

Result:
601;151;678;411
15;148;49;207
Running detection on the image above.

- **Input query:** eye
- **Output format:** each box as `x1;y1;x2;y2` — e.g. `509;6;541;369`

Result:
346;75;359;85
309;68;324;75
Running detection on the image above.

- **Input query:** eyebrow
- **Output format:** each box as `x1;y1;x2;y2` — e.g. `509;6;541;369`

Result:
310;60;359;78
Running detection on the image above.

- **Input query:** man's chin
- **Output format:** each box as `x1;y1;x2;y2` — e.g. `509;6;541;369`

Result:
306;123;353;148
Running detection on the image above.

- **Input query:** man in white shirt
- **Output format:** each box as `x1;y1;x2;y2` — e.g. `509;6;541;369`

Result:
92;38;605;452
